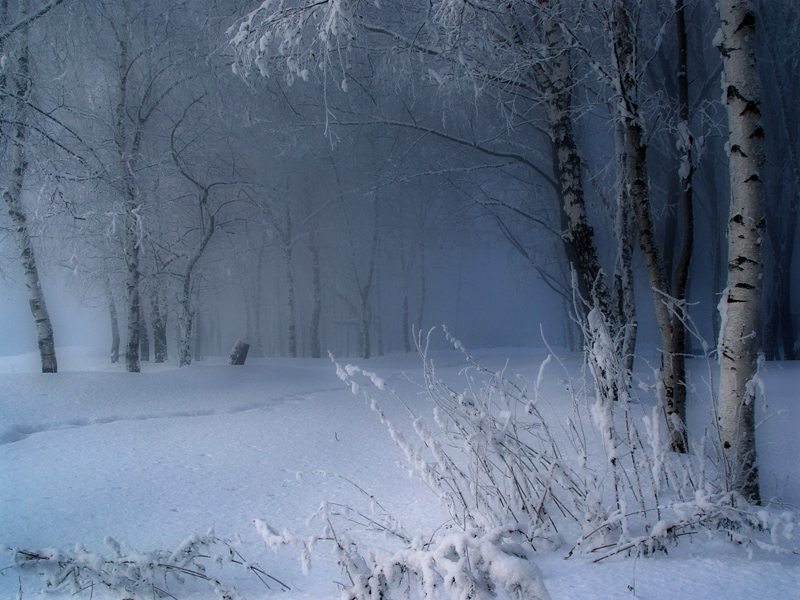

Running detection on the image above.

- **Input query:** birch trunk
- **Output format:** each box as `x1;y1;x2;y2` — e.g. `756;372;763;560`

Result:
402;293;411;352
193;314;205;361
716;0;765;503
124;209;141;373
359;292;371;359
177;209;215;366
612;121;637;374
400;239;412;353
541;12;611;320
2;0;57;374
357;207;379;359
375;267;384;357
283;207;297;358
415;249;426;337
178;302;194;367
139;307;150;361
106;279;120;363
309;230;322;358
253;230;267;358
614;0;686;450
663;0;695;452
151;288;168;363
112;2;141;373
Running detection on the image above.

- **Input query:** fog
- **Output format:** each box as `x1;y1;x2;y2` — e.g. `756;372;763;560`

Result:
0;0;797;369
1;232;571;358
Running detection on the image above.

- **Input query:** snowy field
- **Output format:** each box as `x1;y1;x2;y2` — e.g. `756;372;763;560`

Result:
1;345;798;600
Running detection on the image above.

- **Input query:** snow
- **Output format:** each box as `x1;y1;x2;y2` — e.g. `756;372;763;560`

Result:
1;346;798;599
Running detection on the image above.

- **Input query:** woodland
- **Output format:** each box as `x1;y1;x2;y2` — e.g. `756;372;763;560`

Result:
1;1;798;598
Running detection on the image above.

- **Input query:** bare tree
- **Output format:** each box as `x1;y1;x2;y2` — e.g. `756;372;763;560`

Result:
230;0;617;332
169;99;230;367
1;0;58;373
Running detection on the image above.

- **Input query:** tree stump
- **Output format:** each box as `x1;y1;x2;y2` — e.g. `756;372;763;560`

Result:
229;340;250;365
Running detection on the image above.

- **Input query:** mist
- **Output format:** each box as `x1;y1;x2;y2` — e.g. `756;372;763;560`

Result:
0;0;796;371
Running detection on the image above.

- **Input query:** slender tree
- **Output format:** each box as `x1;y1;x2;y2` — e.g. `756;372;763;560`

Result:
611;0;694;450
1;0;58;373
105;277;121;363
715;0;765;503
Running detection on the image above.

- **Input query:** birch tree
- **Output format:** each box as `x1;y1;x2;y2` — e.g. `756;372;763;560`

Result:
605;0;695;450
715;0;765;503
2;0;58;373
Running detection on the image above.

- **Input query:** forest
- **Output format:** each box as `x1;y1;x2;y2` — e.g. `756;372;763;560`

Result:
1;0;798;599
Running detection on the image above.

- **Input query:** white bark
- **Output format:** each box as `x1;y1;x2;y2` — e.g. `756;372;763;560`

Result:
2;0;57;374
538;7;612;320
177;208;215;367
716;0;765;503
112;1;142;373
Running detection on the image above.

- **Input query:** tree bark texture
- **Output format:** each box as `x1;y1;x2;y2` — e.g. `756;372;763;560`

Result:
540;11;612;321
612;121;637;375
177;219;214;366
614;0;687;451
716;0;765;503
113;2;141;373
2;0;57;374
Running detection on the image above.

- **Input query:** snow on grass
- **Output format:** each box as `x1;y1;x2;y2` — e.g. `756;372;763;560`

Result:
1;347;798;599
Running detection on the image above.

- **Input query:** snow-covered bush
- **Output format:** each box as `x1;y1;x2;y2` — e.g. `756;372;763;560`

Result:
7;532;288;600
299;319;796;599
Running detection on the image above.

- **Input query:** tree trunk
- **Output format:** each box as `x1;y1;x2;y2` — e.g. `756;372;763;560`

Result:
716;0;765;503
359;293;371;359
253;230;267;358
665;0;695;450
355;203;379;360
176;198;214;367
777;243;796;360
284;207;297;358
309;230;322;358
139;306;150;361
614;0;687;450
400;239;412;353
178;301;194;367
415;249;426;337
402;292;411;352
106;280;120;363
539;10;612;321
2;0;57;374
124;208;141;373
229;339;250;365
151;288;168;363
193;313;205;361
613;122;638;374
375;267;384;357
242;278;253;349
113;1;141;374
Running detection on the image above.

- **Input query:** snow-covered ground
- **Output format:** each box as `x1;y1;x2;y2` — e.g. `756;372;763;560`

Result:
1;346;798;599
